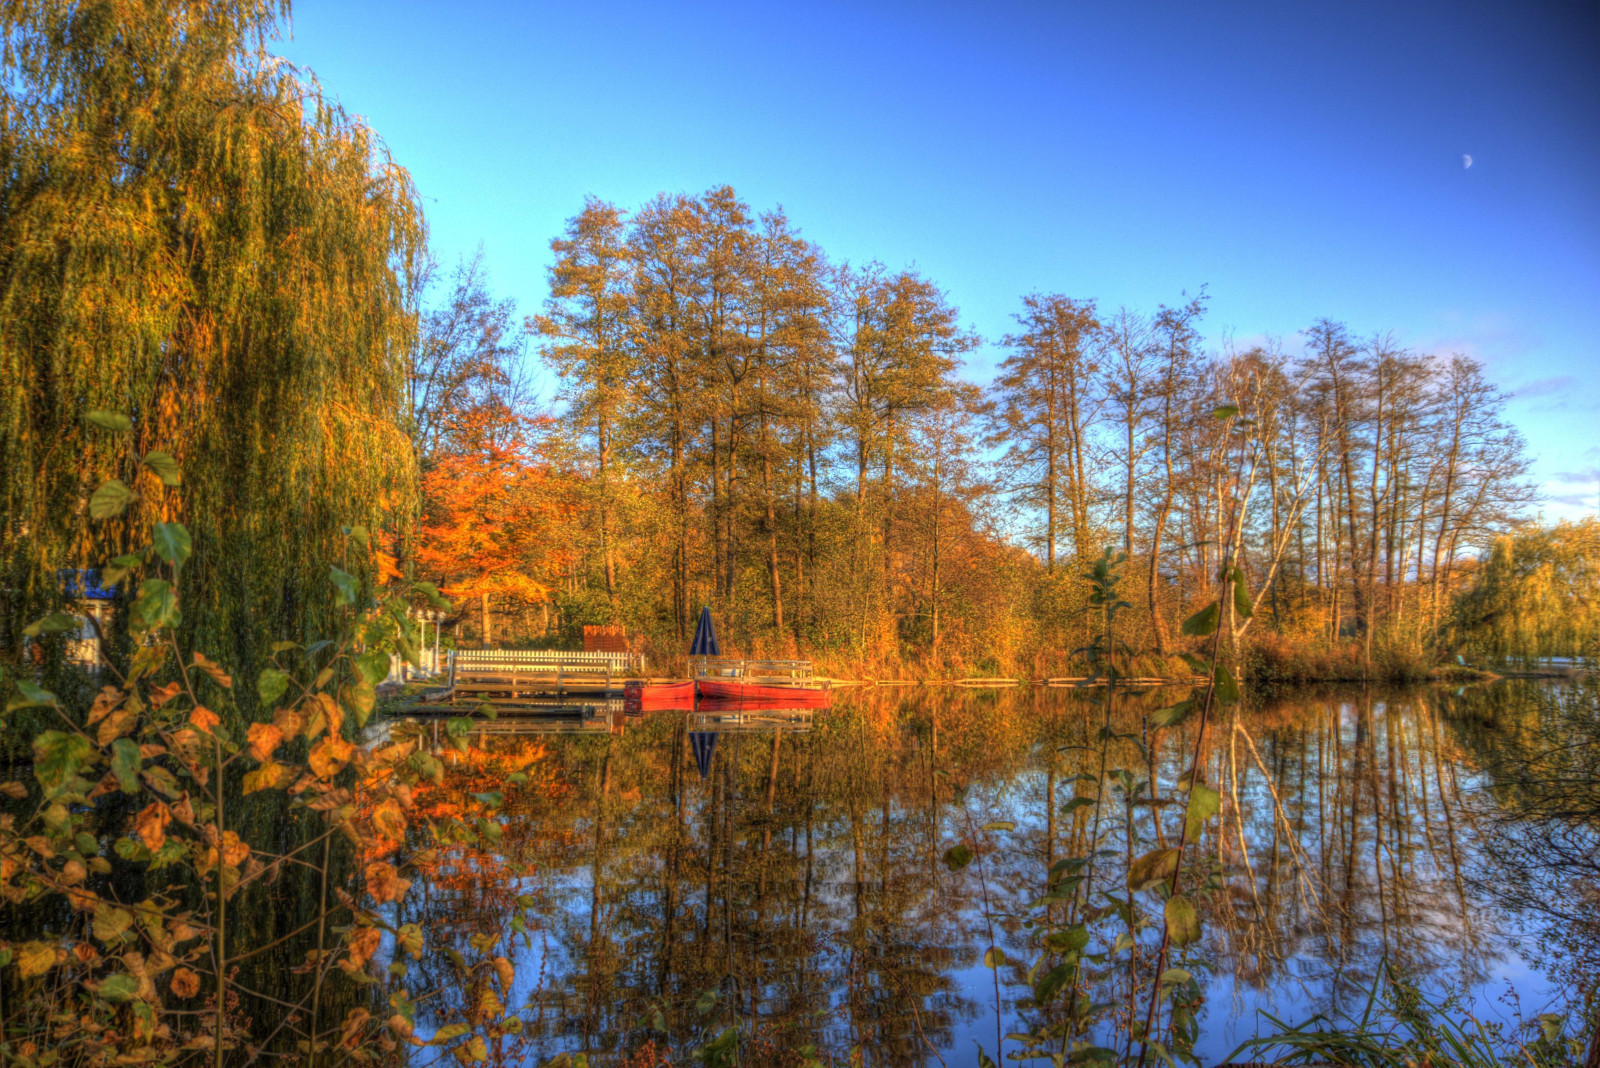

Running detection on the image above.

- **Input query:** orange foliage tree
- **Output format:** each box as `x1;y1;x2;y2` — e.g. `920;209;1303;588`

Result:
417;402;576;642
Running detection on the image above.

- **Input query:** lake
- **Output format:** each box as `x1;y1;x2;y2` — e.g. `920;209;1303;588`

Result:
388;679;1597;1066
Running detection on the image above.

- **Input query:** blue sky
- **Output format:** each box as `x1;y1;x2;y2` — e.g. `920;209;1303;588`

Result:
279;0;1600;519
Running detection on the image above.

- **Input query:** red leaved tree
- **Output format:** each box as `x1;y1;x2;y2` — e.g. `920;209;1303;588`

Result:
418;400;575;642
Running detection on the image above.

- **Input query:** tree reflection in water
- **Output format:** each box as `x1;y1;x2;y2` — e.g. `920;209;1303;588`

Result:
392;682;1592;1066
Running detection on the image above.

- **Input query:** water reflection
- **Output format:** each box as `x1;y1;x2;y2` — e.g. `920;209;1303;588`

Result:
391;681;1594;1065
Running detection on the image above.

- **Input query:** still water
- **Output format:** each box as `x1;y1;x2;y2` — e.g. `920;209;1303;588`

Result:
393;680;1595;1066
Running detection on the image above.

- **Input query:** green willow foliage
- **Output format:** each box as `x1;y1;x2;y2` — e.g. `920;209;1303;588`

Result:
0;0;424;688
1447;518;1600;664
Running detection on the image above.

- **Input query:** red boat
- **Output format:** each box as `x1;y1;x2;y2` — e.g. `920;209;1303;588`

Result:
623;680;696;714
694;678;832;706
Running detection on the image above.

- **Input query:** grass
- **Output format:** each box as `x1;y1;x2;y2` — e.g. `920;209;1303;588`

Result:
1224;964;1591;1068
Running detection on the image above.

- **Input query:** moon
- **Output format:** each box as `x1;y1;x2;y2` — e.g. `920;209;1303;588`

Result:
1463;154;1473;169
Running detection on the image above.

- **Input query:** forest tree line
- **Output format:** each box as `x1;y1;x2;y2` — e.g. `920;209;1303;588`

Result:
414;188;1539;673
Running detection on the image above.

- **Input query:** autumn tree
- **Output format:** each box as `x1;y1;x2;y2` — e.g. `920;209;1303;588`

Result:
417;403;573;642
534;198;634;607
988;294;1102;568
411;249;526;461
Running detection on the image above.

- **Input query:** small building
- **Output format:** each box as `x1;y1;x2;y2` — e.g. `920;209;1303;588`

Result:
58;568;116;668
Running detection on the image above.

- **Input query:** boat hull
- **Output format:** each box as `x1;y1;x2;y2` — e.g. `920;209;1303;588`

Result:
623;680;696;714
695;678;832;706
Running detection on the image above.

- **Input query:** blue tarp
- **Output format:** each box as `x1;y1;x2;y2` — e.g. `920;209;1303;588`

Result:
689;731;718;780
689;606;720;657
59;569;114;601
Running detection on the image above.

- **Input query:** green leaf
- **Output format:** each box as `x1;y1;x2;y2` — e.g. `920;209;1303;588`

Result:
94;973;140;1002
942;843;973;872
1164;894;1201;946
1067;1048;1116;1064
356;650;390;686
22;611;77;638
1043;924;1090;954
34;731;95;800
1185;783;1221;839
257;667;290;708
102;553;144;586
85;411;133;432
1059;796;1096;817
342;678;377;728
471;791;504;809
329;565;359;605
10;679;58;711
131;578;179;630
1150;700;1194;729
1211;404;1239;420
1180;601;1219;637
981;820;1015;832
478;701;499;721
412;581;450;611
1127;847;1179;891
431;1023;471;1045
110;738;142;794
151;522;191;573
1231;567;1253;619
1213;662;1240;706
141;451;182;486
346;524;370;549
89;479;135;520
1159;967;1192;986
982;946;1006;969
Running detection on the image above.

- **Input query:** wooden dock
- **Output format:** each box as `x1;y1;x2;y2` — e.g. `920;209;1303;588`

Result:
447;648;646;700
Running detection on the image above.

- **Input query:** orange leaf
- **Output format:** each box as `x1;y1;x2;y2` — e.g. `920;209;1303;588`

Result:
243;762;296;795
247;723;283;763
191;652;232;688
189;706;220;735
344;925;382;971
134;801;171;852
363;861;410;904
371;799;406;840
170;967;200;998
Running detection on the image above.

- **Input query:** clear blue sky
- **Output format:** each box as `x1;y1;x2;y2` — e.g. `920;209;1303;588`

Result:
279;0;1600;519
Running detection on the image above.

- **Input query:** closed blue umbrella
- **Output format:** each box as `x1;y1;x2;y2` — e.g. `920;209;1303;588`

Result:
689;606;720;657
689;730;718;780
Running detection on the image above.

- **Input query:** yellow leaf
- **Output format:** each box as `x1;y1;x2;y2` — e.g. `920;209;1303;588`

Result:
308;736;354;780
95;705;137;746
85;686;124;727
371;799;406;839
273;707;304;740
16;941;58;978
492;955;514;992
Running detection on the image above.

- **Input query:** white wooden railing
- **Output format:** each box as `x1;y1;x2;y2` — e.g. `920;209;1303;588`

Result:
691;658;813;680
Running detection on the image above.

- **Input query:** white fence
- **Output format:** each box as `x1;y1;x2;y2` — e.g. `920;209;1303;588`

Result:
452;648;645;676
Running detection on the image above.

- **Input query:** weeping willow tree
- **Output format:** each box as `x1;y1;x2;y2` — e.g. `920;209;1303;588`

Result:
1447;518;1600;665
0;0;424;688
